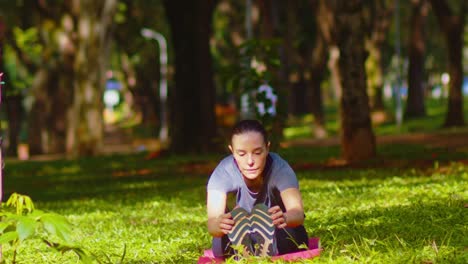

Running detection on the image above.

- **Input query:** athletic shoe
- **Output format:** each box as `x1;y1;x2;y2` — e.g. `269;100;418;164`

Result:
250;203;278;256
228;207;253;257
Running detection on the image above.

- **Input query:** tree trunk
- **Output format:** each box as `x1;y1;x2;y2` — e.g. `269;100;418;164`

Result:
259;0;274;38
259;0;287;150
308;30;328;138
405;0;428;119
66;0;117;156
429;0;465;127
28;4;71;155
368;0;394;111
134;71;159;126
163;0;218;153
0;18;24;157
328;46;342;101
371;47;386;111
30;0;117;157
329;1;376;162
367;43;386;111
284;0;298;116
28;67;70;155
5;95;23;156
314;0;341;103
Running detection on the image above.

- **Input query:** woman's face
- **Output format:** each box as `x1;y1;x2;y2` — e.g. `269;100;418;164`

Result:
229;131;270;181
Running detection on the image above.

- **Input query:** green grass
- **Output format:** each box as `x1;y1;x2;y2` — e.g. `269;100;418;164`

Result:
2;141;467;263
283;97;468;140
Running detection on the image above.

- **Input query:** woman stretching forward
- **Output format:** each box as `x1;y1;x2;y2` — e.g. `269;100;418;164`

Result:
206;119;309;258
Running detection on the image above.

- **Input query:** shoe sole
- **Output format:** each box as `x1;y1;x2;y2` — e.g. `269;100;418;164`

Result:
228;207;253;256
250;204;277;256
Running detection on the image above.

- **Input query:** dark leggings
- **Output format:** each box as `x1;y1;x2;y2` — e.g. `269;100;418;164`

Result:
275;225;309;254
212;225;309;258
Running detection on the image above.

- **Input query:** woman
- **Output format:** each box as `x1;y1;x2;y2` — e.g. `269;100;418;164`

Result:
206;119;308;258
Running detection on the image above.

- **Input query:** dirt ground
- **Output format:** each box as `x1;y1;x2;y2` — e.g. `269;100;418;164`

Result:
10;125;468;162
282;129;468;151
281;129;468;171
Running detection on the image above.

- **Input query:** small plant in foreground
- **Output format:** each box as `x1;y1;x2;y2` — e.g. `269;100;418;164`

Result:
0;193;92;264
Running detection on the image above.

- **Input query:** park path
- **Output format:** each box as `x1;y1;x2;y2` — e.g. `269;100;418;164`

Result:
7;126;467;161
282;129;468;151
99;127;468;157
100;123;135;154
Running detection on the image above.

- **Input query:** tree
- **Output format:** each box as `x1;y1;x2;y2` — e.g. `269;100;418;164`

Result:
308;0;329;138
29;0;118;156
114;0;168;130
0;3;39;157
256;0;289;149
429;0;465;127
162;0;219;153
282;0;329;138
0;17;3;76
405;0;429;118
327;0;377;162
366;0;394;111
315;0;343;111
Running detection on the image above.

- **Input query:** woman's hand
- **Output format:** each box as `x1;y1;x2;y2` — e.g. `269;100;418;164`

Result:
207;190;233;237
216;212;235;235
268;205;287;228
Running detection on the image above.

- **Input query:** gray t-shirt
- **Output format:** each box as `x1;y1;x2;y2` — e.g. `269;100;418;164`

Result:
207;152;299;212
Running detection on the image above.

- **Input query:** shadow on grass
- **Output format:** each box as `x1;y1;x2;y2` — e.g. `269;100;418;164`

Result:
2;144;466;263
5;143;466;205
4;153;212;210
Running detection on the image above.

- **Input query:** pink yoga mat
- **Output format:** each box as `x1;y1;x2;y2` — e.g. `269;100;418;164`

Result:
197;237;321;263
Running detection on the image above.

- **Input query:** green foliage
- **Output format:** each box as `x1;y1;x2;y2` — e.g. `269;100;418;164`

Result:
114;2;128;24
12;27;42;61
225;38;282;96
223;38;282;136
3;27;41;96
0;193;93;264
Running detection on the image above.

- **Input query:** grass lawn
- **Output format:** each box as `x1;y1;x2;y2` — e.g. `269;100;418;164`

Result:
283;97;468;140
2;139;467;263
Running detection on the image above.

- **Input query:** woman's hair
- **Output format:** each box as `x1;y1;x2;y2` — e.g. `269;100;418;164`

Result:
230;119;268;144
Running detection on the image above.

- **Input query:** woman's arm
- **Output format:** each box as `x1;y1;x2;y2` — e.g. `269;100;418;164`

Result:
269;187;305;228
207;190;235;237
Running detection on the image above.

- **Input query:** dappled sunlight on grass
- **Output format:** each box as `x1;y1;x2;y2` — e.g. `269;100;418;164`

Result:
284;97;468;140
2;143;466;263
301;164;466;263
37;164;83;176
283;125;313;139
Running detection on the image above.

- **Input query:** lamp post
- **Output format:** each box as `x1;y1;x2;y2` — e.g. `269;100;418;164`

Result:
141;28;168;146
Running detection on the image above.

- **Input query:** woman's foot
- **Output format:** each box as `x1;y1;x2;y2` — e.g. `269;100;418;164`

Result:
250;204;277;256
228;207;253;257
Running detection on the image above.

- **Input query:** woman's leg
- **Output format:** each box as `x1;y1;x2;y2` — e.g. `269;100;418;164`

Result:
212;235;233;258
275;225;309;255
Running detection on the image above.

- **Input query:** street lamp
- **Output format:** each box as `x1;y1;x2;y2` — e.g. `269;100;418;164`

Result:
141;28;169;146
